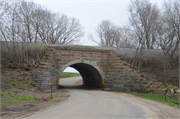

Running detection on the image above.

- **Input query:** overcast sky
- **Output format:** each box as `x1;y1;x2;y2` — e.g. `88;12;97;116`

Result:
35;0;163;72
35;0;163;46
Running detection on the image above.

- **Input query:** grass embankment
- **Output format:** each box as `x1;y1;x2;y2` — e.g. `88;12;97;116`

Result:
1;69;35;90
1;69;41;106
60;72;80;78
0;91;40;106
130;93;180;108
2;76;34;90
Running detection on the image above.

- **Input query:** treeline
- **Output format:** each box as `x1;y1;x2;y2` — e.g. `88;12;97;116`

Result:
91;0;179;85
0;0;84;44
0;0;84;69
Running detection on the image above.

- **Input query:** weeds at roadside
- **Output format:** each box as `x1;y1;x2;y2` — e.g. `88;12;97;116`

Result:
12;83;16;87
1;91;41;106
1;93;4;97
2;71;35;90
130;93;180;108
47;98;53;102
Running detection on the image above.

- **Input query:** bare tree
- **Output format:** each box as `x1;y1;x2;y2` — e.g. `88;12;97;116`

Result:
57;17;84;45
128;0;160;70
35;9;84;45
90;20;136;48
1;0;84;45
114;26;136;48
17;0;35;43
33;7;50;43
157;0;180;83
91;20;120;47
0;0;12;51
160;0;180;61
128;0;160;49
30;4;43;43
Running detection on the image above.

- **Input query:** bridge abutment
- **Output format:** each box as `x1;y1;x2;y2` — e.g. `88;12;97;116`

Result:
104;52;147;92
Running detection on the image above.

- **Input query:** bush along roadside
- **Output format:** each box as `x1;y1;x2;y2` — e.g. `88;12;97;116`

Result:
2;42;47;70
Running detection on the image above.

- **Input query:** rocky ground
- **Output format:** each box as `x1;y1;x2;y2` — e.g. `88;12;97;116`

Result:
138;71;180;99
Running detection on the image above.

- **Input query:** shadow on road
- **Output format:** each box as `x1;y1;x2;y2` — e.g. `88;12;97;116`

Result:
58;85;103;91
58;85;84;89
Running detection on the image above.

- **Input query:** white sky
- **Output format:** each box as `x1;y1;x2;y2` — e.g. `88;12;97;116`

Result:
35;0;163;73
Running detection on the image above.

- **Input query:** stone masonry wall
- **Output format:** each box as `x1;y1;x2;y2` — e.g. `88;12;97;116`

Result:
104;51;148;92
33;45;148;92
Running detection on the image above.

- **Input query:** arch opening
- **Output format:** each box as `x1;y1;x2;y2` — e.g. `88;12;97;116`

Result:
59;67;83;88
70;63;103;88
58;60;104;89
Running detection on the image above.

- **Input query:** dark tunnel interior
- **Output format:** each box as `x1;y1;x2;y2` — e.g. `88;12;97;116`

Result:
70;63;103;88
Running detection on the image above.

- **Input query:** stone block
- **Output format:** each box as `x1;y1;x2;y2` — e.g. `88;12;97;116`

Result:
33;75;42;80
123;87;131;92
175;89;180;93
61;52;69;55
141;81;148;84
47;48;54;51
113;84;123;88
39;62;48;65
45;53;53;57
124;83;134;87
38;65;49;68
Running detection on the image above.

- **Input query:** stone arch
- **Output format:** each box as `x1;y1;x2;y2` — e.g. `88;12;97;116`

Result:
58;59;105;87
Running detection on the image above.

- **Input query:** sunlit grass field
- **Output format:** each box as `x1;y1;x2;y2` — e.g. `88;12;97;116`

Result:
60;72;80;78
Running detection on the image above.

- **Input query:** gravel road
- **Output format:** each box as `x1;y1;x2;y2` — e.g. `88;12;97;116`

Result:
22;77;180;119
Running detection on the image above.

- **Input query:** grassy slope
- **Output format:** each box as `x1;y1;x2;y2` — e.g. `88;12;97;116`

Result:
60;72;80;78
1;68;40;106
130;93;180;108
0;91;40;106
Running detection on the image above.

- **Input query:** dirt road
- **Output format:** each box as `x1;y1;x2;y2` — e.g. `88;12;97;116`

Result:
18;77;179;119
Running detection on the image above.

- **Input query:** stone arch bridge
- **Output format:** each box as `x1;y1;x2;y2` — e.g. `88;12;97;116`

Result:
33;45;147;92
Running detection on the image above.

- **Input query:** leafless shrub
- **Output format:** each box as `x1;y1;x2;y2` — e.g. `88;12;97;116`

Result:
1;42;47;70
